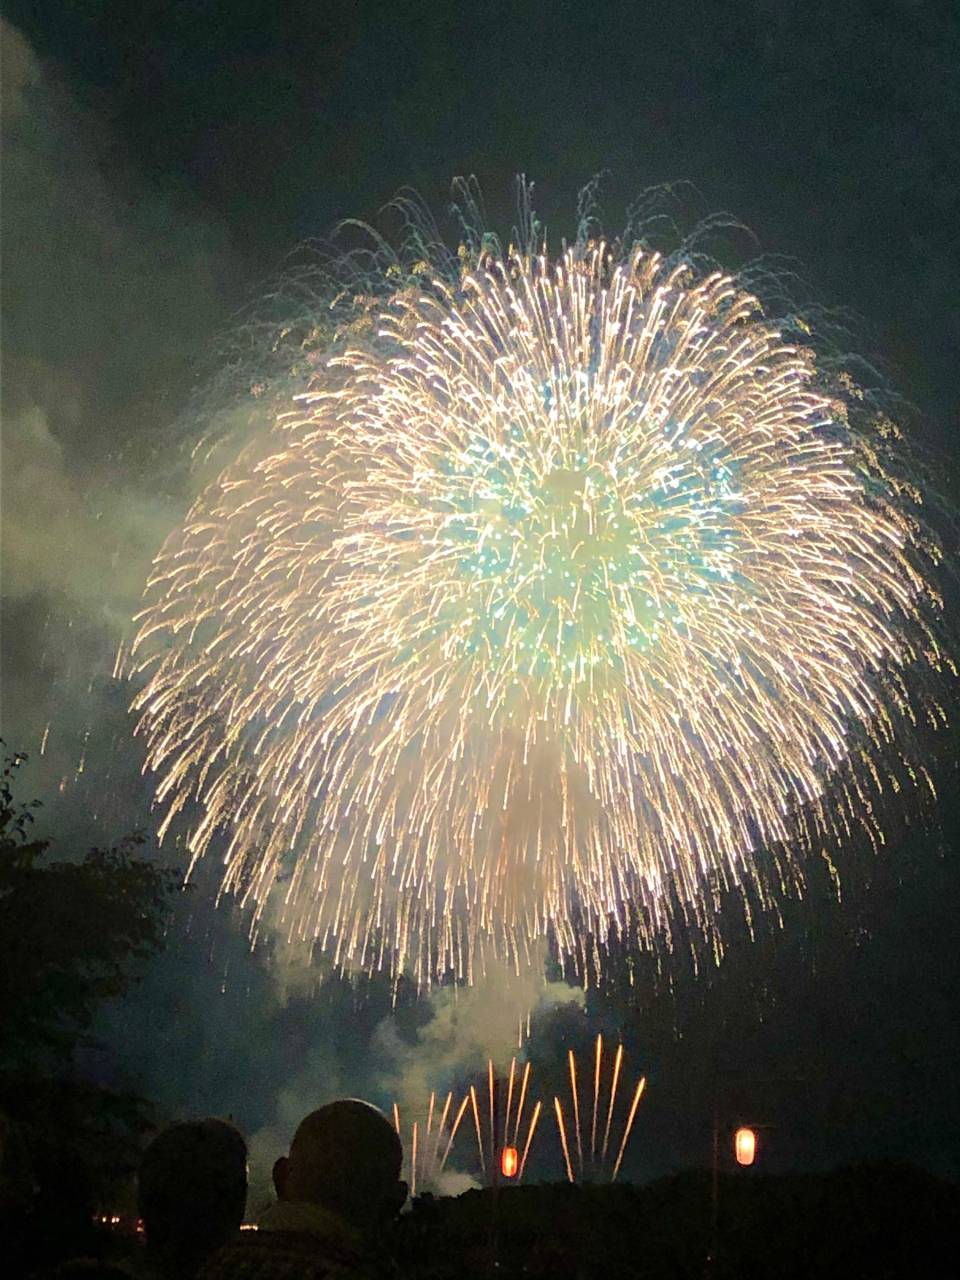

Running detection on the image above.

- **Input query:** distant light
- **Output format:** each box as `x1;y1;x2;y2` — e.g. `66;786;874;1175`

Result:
734;1127;757;1166
500;1145;519;1178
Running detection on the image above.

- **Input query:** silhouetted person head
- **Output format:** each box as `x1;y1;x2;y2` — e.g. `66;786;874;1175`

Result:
272;1100;405;1233
138;1119;247;1277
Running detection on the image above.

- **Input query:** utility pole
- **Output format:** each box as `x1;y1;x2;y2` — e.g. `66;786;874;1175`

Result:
489;1072;500;1277
705;1065;803;1277
707;1093;720;1277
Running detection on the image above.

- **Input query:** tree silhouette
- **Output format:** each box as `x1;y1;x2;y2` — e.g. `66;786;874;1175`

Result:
0;748;179;1265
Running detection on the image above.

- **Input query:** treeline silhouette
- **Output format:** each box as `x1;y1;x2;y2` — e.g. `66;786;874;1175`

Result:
398;1169;958;1278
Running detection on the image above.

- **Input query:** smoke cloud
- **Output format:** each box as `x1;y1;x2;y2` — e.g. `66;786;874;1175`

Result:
0;19;231;825
374;952;584;1115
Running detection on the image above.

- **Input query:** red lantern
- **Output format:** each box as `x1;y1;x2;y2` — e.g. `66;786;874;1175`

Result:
734;1127;757;1166
500;1145;519;1178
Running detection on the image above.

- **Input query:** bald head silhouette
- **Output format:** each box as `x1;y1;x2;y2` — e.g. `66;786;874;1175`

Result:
138;1118;247;1272
272;1100;406;1232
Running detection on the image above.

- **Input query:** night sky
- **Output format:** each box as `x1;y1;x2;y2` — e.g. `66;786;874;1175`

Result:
2;0;958;1192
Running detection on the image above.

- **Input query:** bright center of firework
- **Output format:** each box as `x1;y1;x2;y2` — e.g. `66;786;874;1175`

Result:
425;394;743;689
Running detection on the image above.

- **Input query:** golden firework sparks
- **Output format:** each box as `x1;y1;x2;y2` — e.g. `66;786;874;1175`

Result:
465;1057;544;1184
518;1099;542;1181
470;1085;485;1176
439;1094;471;1177
591;1032;602;1165
568;1049;584;1176
133;214;943;985
601;1042;624;1166
394;1089;468;1193
611;1076;647;1183
554;1096;575;1184
560;1036;647;1181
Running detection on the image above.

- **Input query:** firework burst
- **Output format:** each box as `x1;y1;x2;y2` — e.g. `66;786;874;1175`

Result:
132;185;944;984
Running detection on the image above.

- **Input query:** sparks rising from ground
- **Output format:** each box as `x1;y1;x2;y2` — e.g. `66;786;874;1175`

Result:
393;1090;471;1196
132;199;944;985
394;1057;543;1193
553;1035;646;1183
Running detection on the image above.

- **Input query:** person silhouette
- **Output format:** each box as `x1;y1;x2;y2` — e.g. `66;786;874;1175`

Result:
137;1119;247;1279
201;1100;406;1280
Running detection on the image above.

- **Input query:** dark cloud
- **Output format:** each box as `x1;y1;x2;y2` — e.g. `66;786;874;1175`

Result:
1;19;232;820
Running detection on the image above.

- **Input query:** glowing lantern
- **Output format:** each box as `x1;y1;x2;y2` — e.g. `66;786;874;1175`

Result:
500;1145;519;1178
734;1127;757;1166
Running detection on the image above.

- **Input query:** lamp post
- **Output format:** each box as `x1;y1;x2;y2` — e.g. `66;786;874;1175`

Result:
705;1063;805;1276
708;1116;762;1275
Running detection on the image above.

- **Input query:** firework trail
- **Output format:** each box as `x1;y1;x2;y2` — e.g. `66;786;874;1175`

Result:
439;1094;471;1177
132;183;945;985
513;1060;532;1146
393;1089;469;1194
554;1096;575;1184
601;1042;624;1165
470;1086;485;1177
519;1099;542;1180
568;1050;584;1175
554;1035;646;1181
611;1076;646;1182
591;1033;602;1165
